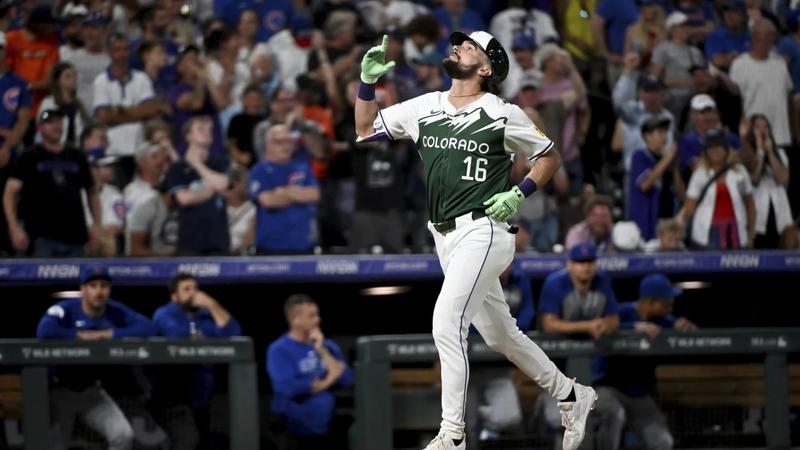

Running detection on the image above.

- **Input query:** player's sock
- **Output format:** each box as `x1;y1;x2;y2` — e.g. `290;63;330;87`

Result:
453;438;464;446
563;387;576;402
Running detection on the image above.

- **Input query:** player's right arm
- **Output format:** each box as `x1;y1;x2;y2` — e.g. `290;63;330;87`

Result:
355;35;396;139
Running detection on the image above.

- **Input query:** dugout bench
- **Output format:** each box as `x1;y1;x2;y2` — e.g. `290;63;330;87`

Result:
0;338;259;450
353;329;800;450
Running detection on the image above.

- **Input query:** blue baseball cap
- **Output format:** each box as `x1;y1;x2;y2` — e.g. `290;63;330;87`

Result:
639;274;682;299
80;264;111;285
569;243;597;262
511;32;536;51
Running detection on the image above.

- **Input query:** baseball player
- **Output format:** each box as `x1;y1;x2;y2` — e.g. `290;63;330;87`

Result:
354;32;597;450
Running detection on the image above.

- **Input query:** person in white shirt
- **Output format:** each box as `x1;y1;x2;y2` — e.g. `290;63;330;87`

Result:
251;14;313;92
58;5;87;61
38;62;87;147
741;114;793;248
226;164;255;254
123;141;169;254
84;149;124;256
93;32;162;159
730;18;795;147
681;128;755;249
63;11;111;110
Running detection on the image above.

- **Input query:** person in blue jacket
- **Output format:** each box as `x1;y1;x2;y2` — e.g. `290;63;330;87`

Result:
538;243;621;450
267;294;354;450
37;264;155;450
597;273;697;450
151;272;241;450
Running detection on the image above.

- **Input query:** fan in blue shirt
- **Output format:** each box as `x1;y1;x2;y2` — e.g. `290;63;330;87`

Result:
267;294;353;447
596;274;697;450
36;265;154;450
249;124;320;254
629;117;681;241
705;2;749;72
150;273;241;449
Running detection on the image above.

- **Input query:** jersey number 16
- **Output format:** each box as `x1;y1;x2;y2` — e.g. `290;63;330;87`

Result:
461;157;487;182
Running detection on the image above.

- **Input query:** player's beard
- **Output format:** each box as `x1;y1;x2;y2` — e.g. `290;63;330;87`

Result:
443;59;479;80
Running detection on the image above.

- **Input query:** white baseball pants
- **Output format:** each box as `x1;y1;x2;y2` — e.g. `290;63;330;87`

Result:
428;212;574;438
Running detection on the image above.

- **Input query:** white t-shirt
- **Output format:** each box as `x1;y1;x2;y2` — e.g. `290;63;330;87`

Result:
730;53;794;145
686;164;753;247
207;59;251;110
64;48;111;110
92;69;155;157
126;191;174;255
254;30;311;92
123;177;158;219
752;147;793;235
227;201;255;252
84;183;125;227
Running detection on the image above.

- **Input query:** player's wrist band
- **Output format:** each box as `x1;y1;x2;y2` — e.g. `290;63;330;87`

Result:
517;177;538;197
358;82;376;101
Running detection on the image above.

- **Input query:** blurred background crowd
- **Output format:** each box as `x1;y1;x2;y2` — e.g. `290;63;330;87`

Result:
1;0;800;258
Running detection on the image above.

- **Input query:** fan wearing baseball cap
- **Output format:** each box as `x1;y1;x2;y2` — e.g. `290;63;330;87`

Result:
677;93;741;184
539;243;622;449
628;116;681;241
36;264;155;450
3;108;102;256
651;11;705;122
597;274;697;450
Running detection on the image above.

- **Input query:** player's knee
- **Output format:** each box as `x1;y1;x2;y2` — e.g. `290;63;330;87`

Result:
431;313;461;343
482;334;509;354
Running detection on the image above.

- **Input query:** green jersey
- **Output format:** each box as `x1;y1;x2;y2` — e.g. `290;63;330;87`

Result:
375;91;553;223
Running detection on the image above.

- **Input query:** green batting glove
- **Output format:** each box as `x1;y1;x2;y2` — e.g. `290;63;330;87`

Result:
483;186;524;222
360;35;396;84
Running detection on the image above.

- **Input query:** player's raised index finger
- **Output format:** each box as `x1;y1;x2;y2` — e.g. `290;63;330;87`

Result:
381;35;388;53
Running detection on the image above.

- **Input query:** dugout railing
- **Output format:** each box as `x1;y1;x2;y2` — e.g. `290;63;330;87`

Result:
353;329;800;450
0;337;259;450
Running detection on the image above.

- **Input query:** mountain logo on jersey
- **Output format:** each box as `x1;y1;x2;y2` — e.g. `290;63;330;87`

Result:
418;108;507;155
419;108;506;136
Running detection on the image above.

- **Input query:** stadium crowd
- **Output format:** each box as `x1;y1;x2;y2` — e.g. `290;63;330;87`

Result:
1;0;800;258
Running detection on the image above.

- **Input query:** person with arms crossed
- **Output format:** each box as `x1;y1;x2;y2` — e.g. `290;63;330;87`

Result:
267;294;354;450
354;32;596;450
36;264;155;450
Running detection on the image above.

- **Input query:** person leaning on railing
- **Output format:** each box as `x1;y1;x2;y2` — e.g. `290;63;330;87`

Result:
36;264;156;450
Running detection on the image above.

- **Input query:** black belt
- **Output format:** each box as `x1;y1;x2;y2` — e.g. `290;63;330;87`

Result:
433;210;487;234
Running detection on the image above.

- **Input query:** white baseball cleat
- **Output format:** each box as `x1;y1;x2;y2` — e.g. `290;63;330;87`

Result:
422;432;466;450
558;381;598;450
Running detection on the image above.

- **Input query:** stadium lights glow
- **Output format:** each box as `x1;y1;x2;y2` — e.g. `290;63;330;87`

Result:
52;291;82;298
675;281;711;290
360;286;412;296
